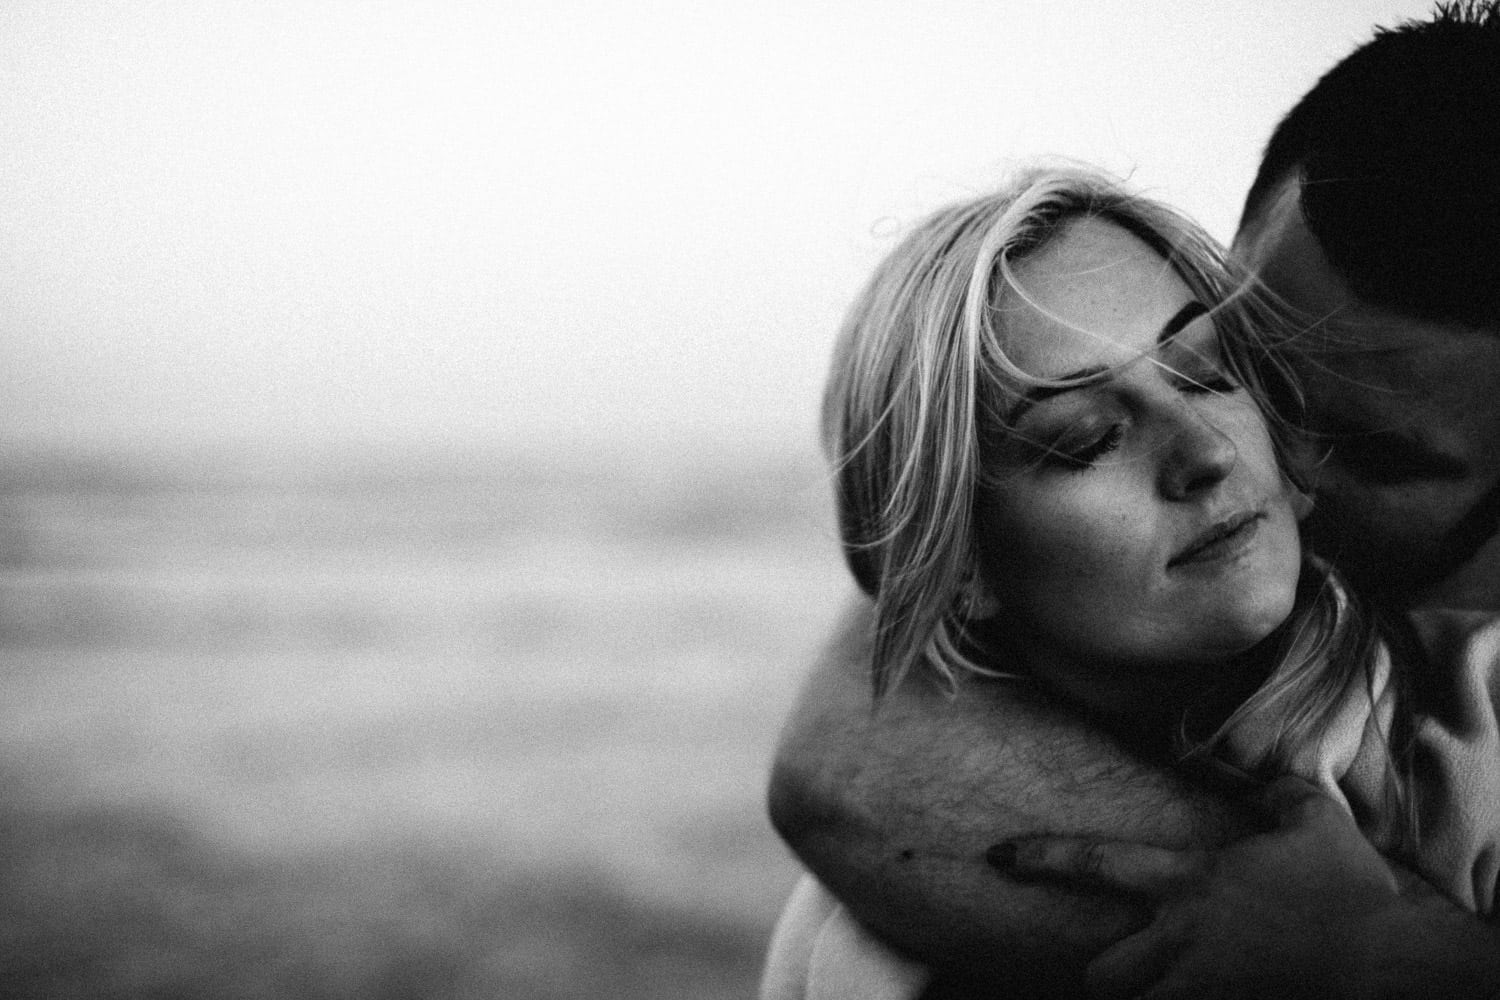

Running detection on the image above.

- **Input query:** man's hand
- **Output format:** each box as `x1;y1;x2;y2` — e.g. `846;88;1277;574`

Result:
991;776;1500;999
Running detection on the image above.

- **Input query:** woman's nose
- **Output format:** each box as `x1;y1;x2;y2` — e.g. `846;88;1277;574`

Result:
1160;411;1238;500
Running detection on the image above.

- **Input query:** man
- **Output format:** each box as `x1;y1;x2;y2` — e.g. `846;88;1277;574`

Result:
767;4;1500;996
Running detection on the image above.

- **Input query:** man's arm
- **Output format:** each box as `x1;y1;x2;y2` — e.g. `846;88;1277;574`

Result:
768;595;1258;994
1000;777;1500;999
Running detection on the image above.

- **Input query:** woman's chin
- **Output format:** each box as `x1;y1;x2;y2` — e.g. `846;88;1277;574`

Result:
1201;591;1299;660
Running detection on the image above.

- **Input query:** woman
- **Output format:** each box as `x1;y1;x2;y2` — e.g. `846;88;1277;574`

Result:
825;163;1393;793
764;163;1489;999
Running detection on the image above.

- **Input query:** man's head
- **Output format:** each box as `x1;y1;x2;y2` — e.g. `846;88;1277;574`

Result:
1232;1;1500;605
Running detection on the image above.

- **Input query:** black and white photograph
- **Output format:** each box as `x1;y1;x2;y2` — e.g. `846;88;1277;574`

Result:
3;2;1497;997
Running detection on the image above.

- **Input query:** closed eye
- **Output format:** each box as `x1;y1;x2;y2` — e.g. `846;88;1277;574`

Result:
1053;426;1124;469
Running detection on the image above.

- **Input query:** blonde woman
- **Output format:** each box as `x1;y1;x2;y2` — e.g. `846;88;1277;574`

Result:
764;164;1498;999
828;163;1394;798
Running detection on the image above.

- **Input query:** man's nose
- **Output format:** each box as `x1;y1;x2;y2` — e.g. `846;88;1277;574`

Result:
1160;410;1238;500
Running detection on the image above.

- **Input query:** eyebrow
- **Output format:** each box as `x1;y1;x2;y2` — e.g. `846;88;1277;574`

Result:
1159;301;1209;344
1008;301;1211;421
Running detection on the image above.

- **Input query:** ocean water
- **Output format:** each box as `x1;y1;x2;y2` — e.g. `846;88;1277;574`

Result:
0;441;850;999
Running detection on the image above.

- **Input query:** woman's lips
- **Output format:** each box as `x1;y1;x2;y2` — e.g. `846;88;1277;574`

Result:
1168;511;1264;568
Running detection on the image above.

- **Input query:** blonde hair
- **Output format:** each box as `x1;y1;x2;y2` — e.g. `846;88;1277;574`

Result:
824;162;1386;786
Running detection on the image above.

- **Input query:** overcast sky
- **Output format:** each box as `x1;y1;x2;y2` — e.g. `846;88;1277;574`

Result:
0;1;1439;455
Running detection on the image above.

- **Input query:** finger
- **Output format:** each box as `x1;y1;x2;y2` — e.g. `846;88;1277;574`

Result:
990;836;1205;895
1086;927;1178;1000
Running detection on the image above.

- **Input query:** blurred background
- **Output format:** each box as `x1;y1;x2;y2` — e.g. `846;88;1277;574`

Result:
0;2;1437;997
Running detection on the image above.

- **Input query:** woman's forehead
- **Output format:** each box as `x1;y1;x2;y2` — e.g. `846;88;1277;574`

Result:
1000;217;1199;379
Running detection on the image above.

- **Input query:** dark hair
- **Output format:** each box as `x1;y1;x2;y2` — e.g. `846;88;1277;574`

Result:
1240;1;1500;329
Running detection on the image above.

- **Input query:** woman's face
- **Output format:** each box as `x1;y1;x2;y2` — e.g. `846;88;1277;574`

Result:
978;216;1303;708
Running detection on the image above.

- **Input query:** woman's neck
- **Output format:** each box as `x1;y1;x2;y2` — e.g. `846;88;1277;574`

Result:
1002;636;1273;755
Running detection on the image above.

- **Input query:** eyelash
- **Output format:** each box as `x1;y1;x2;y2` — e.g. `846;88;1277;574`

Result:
1055;426;1124;469
1048;371;1238;470
1035;355;1242;471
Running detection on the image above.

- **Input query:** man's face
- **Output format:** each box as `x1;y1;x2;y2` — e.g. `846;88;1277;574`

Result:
1233;176;1500;604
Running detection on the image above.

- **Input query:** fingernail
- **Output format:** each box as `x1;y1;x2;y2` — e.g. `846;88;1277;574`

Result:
986;841;1017;871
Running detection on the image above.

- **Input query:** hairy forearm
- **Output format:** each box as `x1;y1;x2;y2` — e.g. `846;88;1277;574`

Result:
769;597;1257;993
